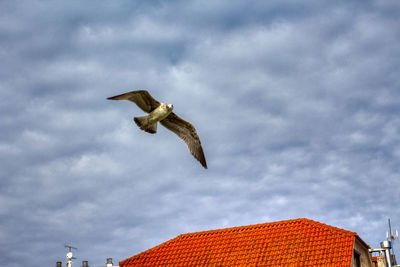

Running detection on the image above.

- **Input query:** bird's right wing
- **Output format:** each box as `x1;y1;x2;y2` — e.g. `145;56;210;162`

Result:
107;90;160;113
161;113;207;169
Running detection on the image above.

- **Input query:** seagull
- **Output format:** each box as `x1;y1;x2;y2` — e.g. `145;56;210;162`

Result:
108;90;207;169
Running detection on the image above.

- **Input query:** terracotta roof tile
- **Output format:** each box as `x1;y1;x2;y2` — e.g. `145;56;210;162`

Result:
120;218;363;266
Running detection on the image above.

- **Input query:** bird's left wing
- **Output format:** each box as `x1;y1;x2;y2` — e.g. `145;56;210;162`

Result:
107;90;160;113
160;113;207;169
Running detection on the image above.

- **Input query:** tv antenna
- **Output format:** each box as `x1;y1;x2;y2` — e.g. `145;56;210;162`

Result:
64;244;78;267
386;218;399;256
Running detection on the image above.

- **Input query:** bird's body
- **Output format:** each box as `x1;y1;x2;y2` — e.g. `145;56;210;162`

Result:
134;103;173;133
108;90;207;169
148;104;173;124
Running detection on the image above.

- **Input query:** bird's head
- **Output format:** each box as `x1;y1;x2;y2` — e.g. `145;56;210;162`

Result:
166;103;173;111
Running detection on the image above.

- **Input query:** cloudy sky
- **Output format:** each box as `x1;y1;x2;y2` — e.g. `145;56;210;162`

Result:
1;0;400;266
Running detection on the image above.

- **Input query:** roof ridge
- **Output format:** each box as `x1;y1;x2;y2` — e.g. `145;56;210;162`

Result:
178;218;357;238
180;218;301;237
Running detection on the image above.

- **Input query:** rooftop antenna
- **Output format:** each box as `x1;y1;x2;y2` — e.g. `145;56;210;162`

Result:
387;218;399;258
64;244;78;267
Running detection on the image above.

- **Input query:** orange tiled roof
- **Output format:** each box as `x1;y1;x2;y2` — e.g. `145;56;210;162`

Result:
120;218;363;267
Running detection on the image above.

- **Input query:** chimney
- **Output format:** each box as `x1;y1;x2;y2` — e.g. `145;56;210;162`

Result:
106;258;113;267
56;262;62;267
81;260;89;267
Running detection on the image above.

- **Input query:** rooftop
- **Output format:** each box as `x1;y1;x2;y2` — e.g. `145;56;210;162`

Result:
120;218;367;266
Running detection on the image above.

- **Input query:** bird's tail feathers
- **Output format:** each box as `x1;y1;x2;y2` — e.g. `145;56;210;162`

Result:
134;116;157;134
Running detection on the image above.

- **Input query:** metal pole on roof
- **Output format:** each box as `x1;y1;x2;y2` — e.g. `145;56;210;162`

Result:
388;218;396;258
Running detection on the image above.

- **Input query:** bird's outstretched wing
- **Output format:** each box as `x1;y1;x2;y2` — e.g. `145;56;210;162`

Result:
161;113;207;169
107;90;160;113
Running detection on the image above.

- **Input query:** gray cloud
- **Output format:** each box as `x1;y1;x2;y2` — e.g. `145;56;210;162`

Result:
1;0;400;266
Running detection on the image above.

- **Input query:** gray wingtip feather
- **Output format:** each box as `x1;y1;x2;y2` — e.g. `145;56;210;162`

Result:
198;149;208;169
202;160;208;169
107;94;129;100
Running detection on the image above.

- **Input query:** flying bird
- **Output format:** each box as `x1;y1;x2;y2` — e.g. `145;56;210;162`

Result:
108;90;207;169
